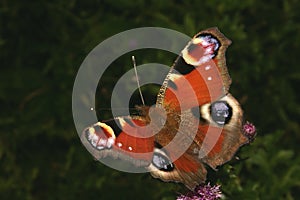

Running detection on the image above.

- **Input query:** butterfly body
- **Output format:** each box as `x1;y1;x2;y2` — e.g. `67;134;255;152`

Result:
81;27;250;189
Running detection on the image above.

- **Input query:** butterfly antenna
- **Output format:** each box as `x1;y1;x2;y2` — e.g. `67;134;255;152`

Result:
132;56;145;106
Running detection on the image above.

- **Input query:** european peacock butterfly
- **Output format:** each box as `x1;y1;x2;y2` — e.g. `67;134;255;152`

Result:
81;27;251;189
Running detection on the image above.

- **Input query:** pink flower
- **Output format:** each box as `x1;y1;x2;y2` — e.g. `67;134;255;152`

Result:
243;121;256;141
177;183;222;200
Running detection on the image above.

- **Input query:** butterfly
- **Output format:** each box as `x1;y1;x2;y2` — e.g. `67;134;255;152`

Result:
80;27;250;190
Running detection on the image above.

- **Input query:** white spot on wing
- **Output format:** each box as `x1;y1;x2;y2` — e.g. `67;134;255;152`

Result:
107;138;115;148
117;142;122;147
91;135;98;147
99;138;106;146
96;144;105;149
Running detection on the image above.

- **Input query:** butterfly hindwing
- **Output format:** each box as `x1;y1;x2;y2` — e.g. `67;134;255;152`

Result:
198;94;249;168
148;148;207;190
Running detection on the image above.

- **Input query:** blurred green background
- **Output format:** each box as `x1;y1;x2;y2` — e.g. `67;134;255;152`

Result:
1;0;299;199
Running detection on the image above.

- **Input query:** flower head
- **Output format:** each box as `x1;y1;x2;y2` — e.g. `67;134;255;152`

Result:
243;121;257;141
177;183;222;200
